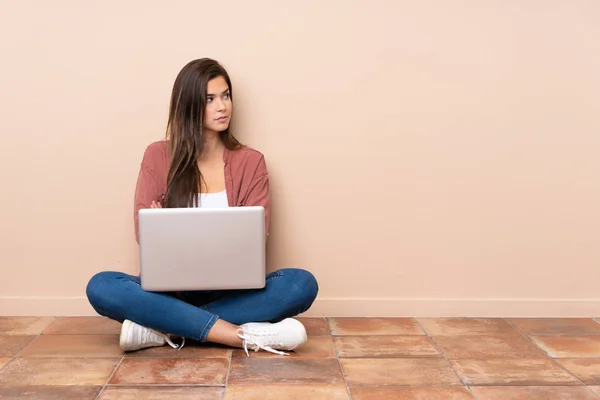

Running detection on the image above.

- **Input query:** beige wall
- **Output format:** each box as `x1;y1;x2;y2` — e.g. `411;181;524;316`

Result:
1;1;599;317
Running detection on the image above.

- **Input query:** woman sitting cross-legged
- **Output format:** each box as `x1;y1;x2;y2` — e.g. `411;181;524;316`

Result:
85;58;318;355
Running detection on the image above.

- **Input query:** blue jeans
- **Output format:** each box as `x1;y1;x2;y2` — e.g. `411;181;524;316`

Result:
86;268;318;342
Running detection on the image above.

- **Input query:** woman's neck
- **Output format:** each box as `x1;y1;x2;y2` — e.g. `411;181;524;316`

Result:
200;130;224;160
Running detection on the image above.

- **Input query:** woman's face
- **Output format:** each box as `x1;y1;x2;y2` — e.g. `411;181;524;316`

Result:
203;76;232;133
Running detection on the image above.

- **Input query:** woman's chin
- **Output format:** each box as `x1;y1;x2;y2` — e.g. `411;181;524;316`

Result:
210;122;230;132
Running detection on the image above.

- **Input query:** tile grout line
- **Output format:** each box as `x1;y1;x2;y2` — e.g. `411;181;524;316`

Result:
327;317;354;400
0;358;10;372
9;329;49;360
36;333;124;336
503;318;600;399
223;348;233;399
413;318;480;400
95;353;125;400
0;317;57;373
38;317;58;335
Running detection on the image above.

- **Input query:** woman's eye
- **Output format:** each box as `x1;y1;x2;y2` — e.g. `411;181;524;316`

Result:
223;93;230;99
207;97;213;103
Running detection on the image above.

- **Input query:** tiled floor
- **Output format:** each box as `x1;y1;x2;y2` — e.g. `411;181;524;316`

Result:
1;317;600;399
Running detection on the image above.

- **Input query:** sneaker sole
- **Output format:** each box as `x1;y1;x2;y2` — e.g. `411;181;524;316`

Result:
286;318;308;351
119;319;134;351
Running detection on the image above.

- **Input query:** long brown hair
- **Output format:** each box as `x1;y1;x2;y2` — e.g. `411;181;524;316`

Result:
164;58;242;208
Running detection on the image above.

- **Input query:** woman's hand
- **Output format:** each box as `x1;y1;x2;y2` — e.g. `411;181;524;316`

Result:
151;201;162;209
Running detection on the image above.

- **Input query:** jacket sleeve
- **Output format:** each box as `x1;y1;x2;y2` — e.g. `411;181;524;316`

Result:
133;157;160;244
245;155;271;239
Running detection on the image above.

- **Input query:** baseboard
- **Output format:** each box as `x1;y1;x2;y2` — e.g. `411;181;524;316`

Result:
303;297;600;317
2;296;600;317
0;296;98;316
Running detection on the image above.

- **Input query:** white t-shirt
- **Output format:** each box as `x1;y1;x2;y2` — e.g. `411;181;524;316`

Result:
198;190;229;208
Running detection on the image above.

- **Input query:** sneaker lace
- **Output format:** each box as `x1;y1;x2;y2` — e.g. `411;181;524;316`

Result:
237;328;288;356
167;335;185;350
145;328;185;350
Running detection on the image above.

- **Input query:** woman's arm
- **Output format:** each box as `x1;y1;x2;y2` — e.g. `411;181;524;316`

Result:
244;155;271;239
133;160;160;244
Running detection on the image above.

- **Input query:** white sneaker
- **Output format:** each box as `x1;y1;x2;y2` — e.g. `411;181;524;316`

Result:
119;319;185;352
237;318;307;356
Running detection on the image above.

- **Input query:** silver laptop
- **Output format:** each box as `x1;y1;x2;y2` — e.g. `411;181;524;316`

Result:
138;206;266;292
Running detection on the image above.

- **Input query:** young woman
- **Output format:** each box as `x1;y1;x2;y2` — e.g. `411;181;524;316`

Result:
86;58;319;356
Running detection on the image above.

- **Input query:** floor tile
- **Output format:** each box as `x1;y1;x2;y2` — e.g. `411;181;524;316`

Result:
233;336;336;359
335;335;440;358
507;318;600;336
18;334;122;358
126;344;231;359
329;318;423;336
350;387;475;400
417;318;515;336
225;385;350;399
297;318;330;336
555;359;600;384
0;317;55;335
0;385;102;399
43;316;122;335
109;358;228;386
341;358;461;386
589;386;600;395
228;358;344;385
471;386;597;399
99;386;224;399
450;359;580;386
434;333;547;359
0;358;11;369
0;357;119;385
0;335;36;357
530;336;600;358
